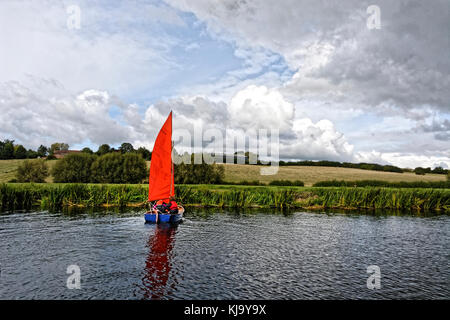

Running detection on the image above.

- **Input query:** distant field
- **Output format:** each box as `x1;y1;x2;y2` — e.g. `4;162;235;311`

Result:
0;159;447;186
222;164;446;186
0;159;58;183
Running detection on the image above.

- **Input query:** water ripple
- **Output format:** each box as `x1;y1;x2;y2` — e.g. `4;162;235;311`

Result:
0;210;448;299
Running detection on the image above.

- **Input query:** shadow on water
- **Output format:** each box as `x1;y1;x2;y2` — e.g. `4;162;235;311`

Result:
181;206;447;220
183;206;296;220
141;224;178;300
3;205;445;220
317;207;448;217
47;206;146;219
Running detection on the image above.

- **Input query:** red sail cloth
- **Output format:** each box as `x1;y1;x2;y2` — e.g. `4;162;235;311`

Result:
148;112;175;201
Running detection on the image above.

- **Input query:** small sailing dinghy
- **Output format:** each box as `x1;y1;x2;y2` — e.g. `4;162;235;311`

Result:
145;111;184;224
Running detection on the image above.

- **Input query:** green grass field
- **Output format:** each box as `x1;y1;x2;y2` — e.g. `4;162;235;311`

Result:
0;159;446;186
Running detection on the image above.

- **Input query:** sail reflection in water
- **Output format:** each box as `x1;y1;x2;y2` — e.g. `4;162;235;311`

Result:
141;224;178;299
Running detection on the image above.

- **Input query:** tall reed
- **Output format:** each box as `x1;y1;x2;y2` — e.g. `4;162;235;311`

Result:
1;183;449;212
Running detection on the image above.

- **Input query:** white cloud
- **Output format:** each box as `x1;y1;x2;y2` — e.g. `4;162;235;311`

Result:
379;153;450;170
168;0;450;115
1;0;448;169
0;80;130;148
0;0;183;98
228;85;294;133
165;0;450;167
143;85;355;161
283;118;354;161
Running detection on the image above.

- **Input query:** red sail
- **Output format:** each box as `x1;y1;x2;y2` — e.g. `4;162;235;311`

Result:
148;112;175;201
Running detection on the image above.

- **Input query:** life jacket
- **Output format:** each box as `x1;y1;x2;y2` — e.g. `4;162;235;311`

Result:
156;199;169;205
155;199;170;212
169;201;178;210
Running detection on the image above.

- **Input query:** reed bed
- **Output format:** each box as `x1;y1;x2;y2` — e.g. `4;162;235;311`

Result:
0;183;449;213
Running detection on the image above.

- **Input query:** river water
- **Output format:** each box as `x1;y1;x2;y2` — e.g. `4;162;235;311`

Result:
0;209;448;299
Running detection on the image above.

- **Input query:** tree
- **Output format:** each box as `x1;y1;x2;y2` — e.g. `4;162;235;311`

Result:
81;147;94;154
26;149;39;159
432;166;448;174
174;156;224;184
122;153;148;183
51;153;97;183
119;142;134;154
91;152;147;183
14;145;27;159
15;160;49;183
414;167;426;175
37;145;48;157
137;146;152;160
96;144;111;156
0;139;15;159
50;142;69;155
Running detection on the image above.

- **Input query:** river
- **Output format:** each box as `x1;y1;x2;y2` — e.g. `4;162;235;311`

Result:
0;209;448;299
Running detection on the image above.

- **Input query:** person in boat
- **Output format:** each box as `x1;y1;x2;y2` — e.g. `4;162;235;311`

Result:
168;196;179;214
154;199;170;213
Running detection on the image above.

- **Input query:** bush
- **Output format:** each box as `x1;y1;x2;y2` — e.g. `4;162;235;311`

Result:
174;162;224;184
137;147;152;160
414;167;427;175
96;144;111;156
235;180;265;186
15;159;49;183
268;180;304;186
81;147;94;154
14;145;27;159
121;153;148;183
91;152;147;184
313;179;450;189
52;153;97;183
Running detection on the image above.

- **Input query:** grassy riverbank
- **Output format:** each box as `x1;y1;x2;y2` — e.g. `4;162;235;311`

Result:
1;183;449;213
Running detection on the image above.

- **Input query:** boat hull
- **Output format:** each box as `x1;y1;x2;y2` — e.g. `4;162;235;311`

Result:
144;206;184;224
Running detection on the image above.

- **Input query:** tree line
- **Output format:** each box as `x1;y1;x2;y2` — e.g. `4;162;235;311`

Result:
0;140;152;161
279;159;405;173
3;139;448;176
15;152;148;184
78;142;152;160
279;159;449;175
14;152;225;184
413;166;449;175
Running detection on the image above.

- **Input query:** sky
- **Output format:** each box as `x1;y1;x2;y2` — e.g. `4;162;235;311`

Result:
0;0;449;168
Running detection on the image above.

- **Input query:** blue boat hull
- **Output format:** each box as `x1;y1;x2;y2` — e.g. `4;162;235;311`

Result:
144;207;184;224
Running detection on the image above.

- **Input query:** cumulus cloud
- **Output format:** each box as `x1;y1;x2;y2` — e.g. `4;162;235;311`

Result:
168;0;450;115
380;153;450;170
165;0;450;167
283;118;354;161
141;85;355;161
1;75;446;168
0;0;184;98
0;80;130;148
1;0;448;169
228;85;294;134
